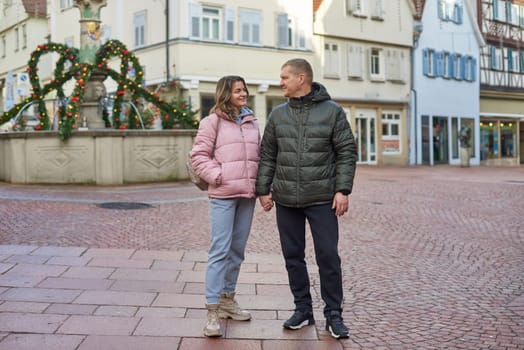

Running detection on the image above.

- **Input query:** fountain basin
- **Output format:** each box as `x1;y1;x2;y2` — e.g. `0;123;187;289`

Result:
0;130;196;185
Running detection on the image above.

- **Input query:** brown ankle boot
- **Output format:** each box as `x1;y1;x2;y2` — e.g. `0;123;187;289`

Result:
218;292;251;321
204;303;222;337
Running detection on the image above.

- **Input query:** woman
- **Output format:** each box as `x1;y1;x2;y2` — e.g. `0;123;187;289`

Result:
190;76;260;337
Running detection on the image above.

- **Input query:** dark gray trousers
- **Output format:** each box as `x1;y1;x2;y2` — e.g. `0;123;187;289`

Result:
275;203;343;315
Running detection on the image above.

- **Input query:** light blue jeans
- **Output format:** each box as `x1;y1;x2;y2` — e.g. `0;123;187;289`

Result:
206;197;256;304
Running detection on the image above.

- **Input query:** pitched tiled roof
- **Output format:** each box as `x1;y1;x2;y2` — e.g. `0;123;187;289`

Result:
22;0;47;18
313;0;323;12
413;0;425;20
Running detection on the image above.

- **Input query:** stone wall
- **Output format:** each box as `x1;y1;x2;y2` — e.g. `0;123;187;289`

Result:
0;130;196;185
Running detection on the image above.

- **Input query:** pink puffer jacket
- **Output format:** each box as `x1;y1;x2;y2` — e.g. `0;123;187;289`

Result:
190;110;260;199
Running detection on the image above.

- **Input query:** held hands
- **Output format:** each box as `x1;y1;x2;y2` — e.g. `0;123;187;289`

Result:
332;192;349;216
258;194;274;212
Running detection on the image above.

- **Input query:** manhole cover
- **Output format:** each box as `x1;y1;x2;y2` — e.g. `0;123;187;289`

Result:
96;202;153;210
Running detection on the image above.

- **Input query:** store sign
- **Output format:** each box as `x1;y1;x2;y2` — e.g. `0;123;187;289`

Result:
17;72;31;97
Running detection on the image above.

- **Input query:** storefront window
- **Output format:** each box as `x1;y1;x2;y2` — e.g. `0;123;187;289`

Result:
480;120;497;160
500;122;516;158
480;119;516;160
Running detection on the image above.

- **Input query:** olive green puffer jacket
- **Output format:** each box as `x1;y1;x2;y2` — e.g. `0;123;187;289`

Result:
255;82;357;207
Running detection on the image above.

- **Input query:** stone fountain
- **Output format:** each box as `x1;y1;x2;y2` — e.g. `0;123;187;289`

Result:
0;0;197;185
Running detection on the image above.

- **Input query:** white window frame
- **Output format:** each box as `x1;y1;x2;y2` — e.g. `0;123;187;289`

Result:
134;12;146;48
381;111;401;154
239;9;261;46
202;6;221;41
324;42;340;78
369;47;385;81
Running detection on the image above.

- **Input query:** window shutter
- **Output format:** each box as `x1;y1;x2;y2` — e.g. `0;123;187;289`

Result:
470;58;477;81
490;46;496;68
347;45;363;78
460;56;466;80
438;0;444;20
422;48;429;76
508;48;514;71
456;4;463;24
277;13;288;48
225;8;235;42
506;1;512;22
189;3;202;39
520;52;524;73
492;0;498;19
449;53;455;77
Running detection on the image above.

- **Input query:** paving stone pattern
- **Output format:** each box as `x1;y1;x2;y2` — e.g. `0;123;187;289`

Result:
0;165;523;349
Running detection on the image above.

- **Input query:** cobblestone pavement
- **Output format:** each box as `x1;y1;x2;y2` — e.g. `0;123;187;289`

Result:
0;165;523;349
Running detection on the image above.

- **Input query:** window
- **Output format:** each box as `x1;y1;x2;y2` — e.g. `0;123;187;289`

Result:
508;49;520;72
493;0;507;22
442;52;450;78
277;13;291;48
202;7;221;41
347;45;363;79
277;13;306;49
489;46;503;70
22;24;26;49
453;54;462;80
347;0;366;17
480;119;516;160
463;56;477;81
509;4;520;26
369;48;384;80
381;112;401;154
438;0;463;24
422;48;436;77
371;0;384;20
60;0;73;10
240;9;261;45
225;8;235;42
134;12;146;48
324;43;339;78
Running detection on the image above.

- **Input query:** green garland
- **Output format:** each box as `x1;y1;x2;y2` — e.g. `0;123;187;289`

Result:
1;40;199;140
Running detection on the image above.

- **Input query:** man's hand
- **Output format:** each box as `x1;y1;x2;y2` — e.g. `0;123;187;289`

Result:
332;192;349;216
258;194;274;212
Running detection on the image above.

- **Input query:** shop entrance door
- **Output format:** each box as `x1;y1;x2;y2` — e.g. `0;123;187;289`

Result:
433;117;449;164
355;109;376;164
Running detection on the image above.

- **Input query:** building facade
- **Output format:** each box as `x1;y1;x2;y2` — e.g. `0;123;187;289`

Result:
411;0;485;166
313;0;415;166
46;0;314;131
473;0;524;165
0;0;48;114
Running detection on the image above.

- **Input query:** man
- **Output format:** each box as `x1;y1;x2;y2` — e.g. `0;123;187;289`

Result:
256;58;357;339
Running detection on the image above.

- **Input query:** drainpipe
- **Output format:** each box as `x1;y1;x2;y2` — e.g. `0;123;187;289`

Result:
165;0;170;84
410;20;423;165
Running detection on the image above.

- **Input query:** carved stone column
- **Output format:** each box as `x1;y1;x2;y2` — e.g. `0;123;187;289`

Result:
74;0;108;129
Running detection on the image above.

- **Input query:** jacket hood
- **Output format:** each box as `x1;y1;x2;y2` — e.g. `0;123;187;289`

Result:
288;82;331;108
